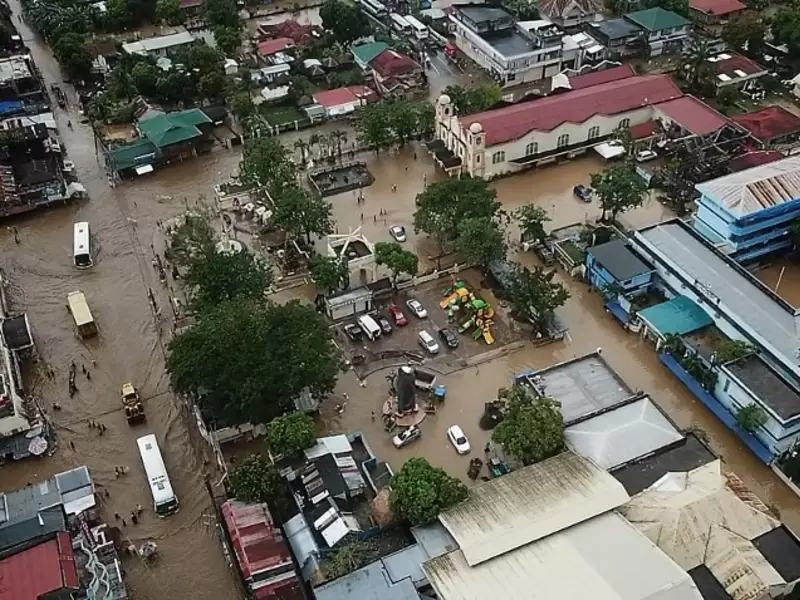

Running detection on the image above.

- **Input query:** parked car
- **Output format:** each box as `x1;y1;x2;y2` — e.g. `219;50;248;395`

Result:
447;425;471;454
573;184;593;203
635;149;658;163
418;330;440;354
343;323;362;342
438;328;459;348
376;314;393;334
406;298;428;318
389;225;407;242
388;305;408;326
392;425;422;448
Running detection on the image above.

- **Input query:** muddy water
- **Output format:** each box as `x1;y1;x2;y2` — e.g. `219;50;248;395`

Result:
1;5;244;598
755;260;800;309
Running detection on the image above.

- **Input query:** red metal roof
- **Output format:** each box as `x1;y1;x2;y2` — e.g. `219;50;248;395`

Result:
654;95;730;136
257;37;295;56
313;85;377;109
732;106;800;142
714;53;766;80
369;49;420;77
728;150;785;172
0;532;79;600
630;120;660;139
275;20;320;45
460;74;683;147
689;0;745;15
221;500;303;600
568;65;636;90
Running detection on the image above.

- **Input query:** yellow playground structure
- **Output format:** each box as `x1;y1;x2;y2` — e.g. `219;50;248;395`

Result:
440;281;495;345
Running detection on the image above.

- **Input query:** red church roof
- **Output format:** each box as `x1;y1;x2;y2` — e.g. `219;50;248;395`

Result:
732;106;800;142
0;532;79;600
568;65;636;90
460;74;683;147
689;0;745;16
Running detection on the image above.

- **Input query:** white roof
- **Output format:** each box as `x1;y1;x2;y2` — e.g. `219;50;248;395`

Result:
304;434;352;460
595;142;627;159
620;460;785;599
122;31;195;55
696;154;800;217
566;397;684;470
424;512;704;600
438;451;630;566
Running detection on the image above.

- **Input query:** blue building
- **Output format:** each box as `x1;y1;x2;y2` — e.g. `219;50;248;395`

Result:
693;155;800;262
586;239;653;323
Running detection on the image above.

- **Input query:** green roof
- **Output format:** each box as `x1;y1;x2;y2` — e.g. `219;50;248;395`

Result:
351;42;389;65
625;7;689;31
109;137;162;171
137;108;212;148
638;295;713;337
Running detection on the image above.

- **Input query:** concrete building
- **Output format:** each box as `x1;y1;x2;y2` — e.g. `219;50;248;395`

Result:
368;48;424;96
312;85;378;118
122;31;196;57
692;155;800;261
688;0;745;32
707;52;767;92
733;105;800;151
586;18;645;59
538;0;602;29
430;73;732;178
448;4;583;88
624;8;691;57
328;228;377;288
585;238;654;297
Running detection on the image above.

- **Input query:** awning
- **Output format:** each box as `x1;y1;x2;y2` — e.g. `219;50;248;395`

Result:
425;139;445;152
434;147;462;169
594;142;626;159
606;301;631;325
135;164;154;175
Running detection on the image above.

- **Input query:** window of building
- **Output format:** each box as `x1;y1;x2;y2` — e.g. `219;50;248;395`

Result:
723;379;730;393
525;142;538;156
492;151;505;164
557;134;569;148
476;155;481;163
588;126;600;140
507;73;516;82
619;118;630;129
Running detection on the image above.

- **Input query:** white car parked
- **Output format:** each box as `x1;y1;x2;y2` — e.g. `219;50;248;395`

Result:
447;425;471;454
389;225;407;242
406;298;427;318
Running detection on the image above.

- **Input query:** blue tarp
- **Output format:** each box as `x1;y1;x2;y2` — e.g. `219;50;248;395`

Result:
660;352;774;464
0;99;23;115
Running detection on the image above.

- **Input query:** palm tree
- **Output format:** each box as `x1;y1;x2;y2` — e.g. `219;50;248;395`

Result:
329;130;347;163
680;39;713;94
294;139;310;168
308;133;322;159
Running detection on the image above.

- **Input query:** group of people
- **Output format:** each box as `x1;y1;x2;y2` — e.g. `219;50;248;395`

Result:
114;504;144;527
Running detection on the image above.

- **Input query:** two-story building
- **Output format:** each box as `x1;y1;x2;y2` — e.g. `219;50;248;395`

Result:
624;7;691;56
688;0;745;33
368;48;424;96
430;73;733;178
448;4;580;87
708;52;767;93
732;106;800;152
585;18;644;59
692;155;800;262
538;0;602;30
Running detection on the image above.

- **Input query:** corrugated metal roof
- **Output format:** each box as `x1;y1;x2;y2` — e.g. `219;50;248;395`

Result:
566;397;684;470
438;451;630;566
314;556;421;600
696;154;800;217
619;460;785;600
424;512;704;600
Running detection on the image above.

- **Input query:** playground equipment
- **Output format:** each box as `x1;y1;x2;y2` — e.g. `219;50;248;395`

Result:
442;283;496;345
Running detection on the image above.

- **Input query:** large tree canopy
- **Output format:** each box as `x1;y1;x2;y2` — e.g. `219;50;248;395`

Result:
268;412;316;456
590;162;648;223
167;299;341;425
456;217;507;269
375;242;419;285
185;246;273;313
506;263;569;335
319;0;370;44
442;84;503;115
390;458;468;525
493;385;565;465
241;137;297;197
229;454;283;503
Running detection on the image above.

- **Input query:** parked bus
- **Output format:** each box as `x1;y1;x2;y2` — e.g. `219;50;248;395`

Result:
390;13;412;34
73;222;93;269
66;291;97;338
137;434;180;516
359;0;387;18
405;15;428;40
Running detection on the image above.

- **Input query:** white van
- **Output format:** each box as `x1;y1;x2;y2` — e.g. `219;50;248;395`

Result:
357;314;381;341
67;291;97;338
73;222;93;269
418;330;440;354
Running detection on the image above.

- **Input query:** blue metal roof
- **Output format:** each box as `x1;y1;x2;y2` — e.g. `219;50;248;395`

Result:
638;295;713;337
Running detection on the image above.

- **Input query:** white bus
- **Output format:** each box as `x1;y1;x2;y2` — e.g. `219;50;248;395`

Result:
73;222;93;269
390;13;412;34
359;0;387;18
405;15;428;40
137;434;179;516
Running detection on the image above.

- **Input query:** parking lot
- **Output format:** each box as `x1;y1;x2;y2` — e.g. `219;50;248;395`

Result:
337;270;518;371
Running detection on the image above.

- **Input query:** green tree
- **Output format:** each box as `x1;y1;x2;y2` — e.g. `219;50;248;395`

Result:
328;130;348;163
156;0;183;25
288;75;313;103
390;458;468;525
105;0;132;30
590;162;648;223
502;0;539;19
311;255;349;293
506;263;569;335
241;137;297;196
770;7;800;58
319;0;370;44
416;101;435;138
185;246;273;312
268;412;316;456
230;90;255;120
52;33;93;80
717;86;741;114
657;0;689;16
678;38;714;93
722;12;765;58
713;339;753;364
515;204;550;244
413;177;501;263
131;61;160;98
493;385;564;465
456;217;507;269
273;187;334;243
229;454;283;503
375;242;419;285
323;539;376;579
168;212;217;267
736;403;768;432
167;299;341;424
204;0;240;28
387;99;418;146
442;84;503;115
357;102;392;156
